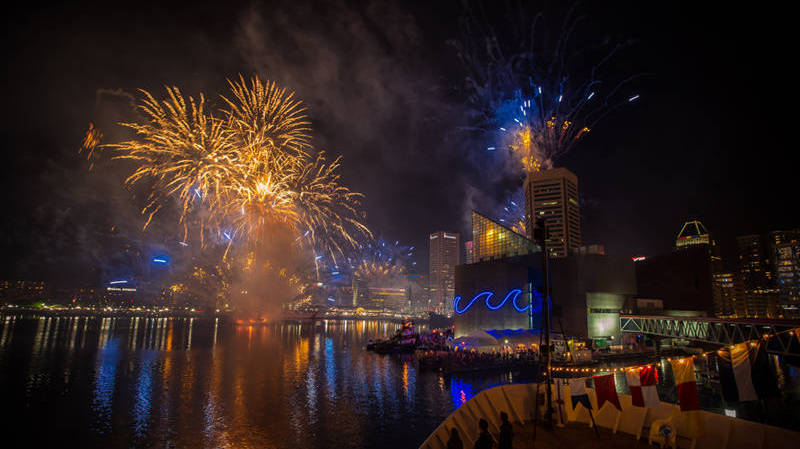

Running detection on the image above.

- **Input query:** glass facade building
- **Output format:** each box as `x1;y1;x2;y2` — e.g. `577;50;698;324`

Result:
470;211;538;262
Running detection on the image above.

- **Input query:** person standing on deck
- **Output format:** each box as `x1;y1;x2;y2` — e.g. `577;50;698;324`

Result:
498;412;513;449
474;419;493;449
446;428;464;449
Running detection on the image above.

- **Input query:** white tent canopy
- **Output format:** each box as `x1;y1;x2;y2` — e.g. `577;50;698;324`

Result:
450;329;565;352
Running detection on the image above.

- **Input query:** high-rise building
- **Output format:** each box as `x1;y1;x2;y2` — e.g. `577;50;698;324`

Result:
675;219;722;272
428;231;460;313
675;220;710;248
712;272;741;317
523;167;580;258
762;229;800;316
736;234;779;317
775;241;800;315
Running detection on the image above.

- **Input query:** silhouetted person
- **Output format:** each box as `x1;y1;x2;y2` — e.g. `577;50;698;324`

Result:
498;412;513;449
473;418;492;449
446;427;464;449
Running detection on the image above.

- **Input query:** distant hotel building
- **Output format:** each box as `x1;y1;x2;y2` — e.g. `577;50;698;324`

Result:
523;167;580;258
428;231;460;313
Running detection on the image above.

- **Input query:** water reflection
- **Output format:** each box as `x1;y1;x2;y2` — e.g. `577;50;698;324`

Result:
92;336;120;433
3;314;800;447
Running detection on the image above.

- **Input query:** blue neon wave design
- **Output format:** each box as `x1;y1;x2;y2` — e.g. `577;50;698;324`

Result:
453;291;492;314
453;288;533;314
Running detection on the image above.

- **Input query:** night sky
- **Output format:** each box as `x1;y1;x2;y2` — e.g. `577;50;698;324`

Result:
2;0;794;285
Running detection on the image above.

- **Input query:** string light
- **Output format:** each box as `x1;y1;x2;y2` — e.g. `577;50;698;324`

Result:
551;327;799;379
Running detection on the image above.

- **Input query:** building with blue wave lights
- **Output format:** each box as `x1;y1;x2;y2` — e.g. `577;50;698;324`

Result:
453;211;636;345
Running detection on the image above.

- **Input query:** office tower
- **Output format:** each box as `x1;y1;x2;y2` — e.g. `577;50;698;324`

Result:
736;234;778;317
675;220;710;248
523;167;580;258
428;231;460;313
675;219;722;272
712;272;741;317
470;211;537;262
766;229;800;316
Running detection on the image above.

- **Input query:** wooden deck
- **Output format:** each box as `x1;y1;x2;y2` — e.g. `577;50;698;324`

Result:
502;421;652;449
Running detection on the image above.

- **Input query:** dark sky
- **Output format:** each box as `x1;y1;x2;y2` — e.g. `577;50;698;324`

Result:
2;0;794;285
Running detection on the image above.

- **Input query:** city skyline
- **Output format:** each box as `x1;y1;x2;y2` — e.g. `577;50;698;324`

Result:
2;3;799;448
2;1;795;284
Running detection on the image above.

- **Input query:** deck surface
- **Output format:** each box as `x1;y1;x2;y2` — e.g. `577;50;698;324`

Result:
498;421;653;449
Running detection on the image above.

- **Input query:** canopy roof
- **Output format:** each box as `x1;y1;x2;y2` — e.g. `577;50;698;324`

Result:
450;329;564;350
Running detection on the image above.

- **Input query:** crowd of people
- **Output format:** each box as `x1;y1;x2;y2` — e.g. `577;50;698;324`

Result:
417;346;542;373
446;412;514;449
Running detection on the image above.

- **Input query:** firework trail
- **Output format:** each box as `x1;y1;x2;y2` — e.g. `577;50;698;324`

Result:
79;123;103;170
496;192;527;236
92;75;371;265
353;238;416;283
453;1;641;173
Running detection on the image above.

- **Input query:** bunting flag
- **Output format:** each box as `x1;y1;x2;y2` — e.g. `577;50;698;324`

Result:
718;341;781;403
592;374;621;410
718;342;758;402
670;357;704;436
568;377;592;410
751;341;780;400
626;365;660;408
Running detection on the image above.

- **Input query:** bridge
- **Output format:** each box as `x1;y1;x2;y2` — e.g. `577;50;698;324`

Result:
619;314;800;356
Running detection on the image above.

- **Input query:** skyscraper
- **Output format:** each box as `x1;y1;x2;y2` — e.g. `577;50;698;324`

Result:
428;231;460;314
675;220;710;248
753;229;800;316
675;219;722;273
736;234;778;317
523;167;580;258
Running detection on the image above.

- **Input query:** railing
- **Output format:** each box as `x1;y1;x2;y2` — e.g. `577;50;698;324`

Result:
619;315;800;356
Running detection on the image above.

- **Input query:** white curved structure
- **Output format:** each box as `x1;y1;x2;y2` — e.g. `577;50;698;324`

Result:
418;383;798;449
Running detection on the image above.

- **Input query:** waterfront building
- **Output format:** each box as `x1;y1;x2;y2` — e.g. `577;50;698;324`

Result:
470;211;538;262
0;280;47;304
523;167;580;258
428;231;460;313
366;286;408;310
453;214;635;343
454;252;636;342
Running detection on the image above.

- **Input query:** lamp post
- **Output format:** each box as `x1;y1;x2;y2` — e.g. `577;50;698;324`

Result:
533;216;553;430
